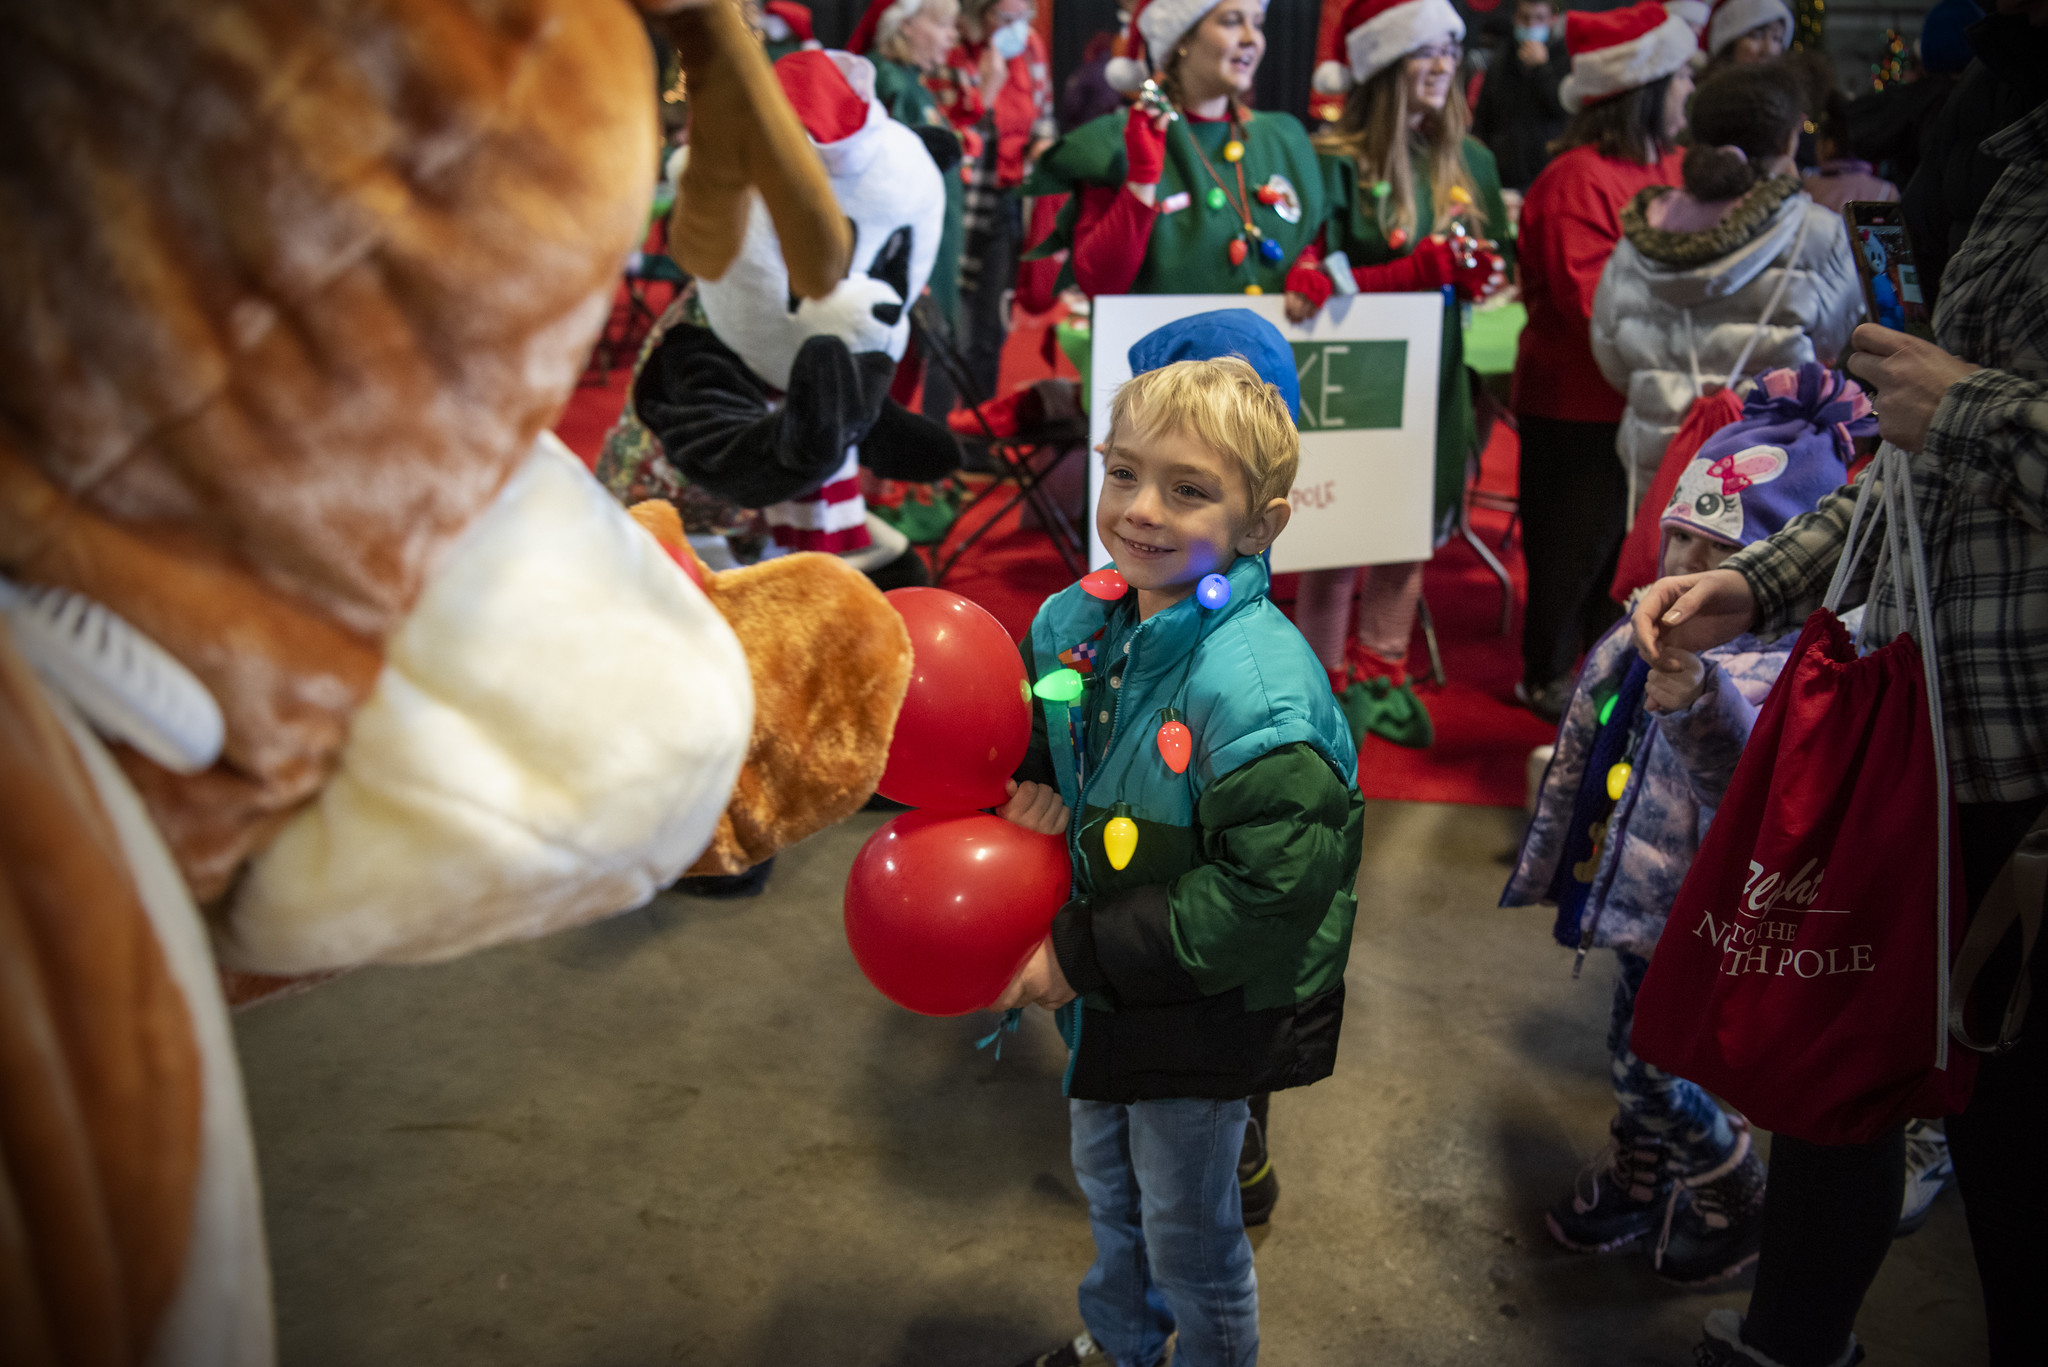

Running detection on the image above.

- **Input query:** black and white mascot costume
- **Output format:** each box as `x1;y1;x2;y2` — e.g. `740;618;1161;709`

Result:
633;48;960;589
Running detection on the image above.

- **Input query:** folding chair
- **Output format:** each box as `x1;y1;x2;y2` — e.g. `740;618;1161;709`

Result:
908;299;1088;583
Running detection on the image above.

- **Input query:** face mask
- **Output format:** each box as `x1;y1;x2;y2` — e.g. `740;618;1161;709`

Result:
990;17;1030;59
1513;24;1549;44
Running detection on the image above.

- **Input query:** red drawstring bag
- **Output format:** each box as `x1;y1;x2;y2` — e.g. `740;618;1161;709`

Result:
1630;446;1977;1145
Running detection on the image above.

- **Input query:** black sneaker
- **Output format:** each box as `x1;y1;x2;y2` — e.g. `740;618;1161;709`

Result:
669;857;775;899
1693;1309;1864;1367
1238;1113;1278;1227
1008;1332;1114;1367
1653;1123;1766;1286
1546;1123;1670;1252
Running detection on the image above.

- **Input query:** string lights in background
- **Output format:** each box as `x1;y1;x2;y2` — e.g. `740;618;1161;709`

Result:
1869;26;1909;92
1792;0;1825;52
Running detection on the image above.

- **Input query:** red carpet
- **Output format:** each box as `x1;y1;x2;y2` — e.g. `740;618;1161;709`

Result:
554;300;1549;808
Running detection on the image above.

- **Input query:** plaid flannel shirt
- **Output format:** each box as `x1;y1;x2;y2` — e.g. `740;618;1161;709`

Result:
1725;103;2048;803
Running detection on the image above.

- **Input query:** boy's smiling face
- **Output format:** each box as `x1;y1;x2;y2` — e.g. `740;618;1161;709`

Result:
1097;422;1289;617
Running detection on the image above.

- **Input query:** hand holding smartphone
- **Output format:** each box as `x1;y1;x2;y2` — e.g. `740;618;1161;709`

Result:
1842;202;1935;347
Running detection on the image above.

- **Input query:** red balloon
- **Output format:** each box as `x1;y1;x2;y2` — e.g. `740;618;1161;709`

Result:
878;588;1031;809
844;810;1072;1016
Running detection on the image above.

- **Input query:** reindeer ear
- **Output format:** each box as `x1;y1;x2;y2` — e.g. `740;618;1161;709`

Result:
1728;445;1790;486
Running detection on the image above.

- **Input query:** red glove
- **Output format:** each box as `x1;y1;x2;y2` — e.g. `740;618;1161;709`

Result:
1348;236;1455;293
1450;246;1508;303
1123;109;1167;187
1284;261;1333;309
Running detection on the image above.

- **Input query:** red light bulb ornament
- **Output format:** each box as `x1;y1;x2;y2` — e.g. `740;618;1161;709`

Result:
1080;566;1128;600
1157;707;1191;774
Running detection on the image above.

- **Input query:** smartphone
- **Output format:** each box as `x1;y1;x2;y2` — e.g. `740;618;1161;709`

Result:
1842;202;1935;344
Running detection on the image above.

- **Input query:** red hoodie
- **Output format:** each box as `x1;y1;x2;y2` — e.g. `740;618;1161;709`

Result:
1512;143;1685;423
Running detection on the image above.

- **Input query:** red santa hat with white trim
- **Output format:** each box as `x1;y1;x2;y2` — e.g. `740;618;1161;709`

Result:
1702;0;1794;56
1105;0;1228;94
1310;0;1467;97
1558;1;1708;113
761;2;818;46
846;0;928;55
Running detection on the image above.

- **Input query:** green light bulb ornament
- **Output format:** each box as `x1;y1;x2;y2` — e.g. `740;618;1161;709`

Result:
1033;668;1085;704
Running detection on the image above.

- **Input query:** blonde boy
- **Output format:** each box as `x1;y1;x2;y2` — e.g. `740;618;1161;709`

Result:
991;313;1362;1367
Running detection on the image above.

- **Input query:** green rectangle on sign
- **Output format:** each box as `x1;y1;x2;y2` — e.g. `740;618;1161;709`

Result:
1291;340;1406;431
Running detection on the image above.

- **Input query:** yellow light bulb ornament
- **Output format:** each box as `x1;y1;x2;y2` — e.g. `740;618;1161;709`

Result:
1103;802;1138;871
1606;762;1632;801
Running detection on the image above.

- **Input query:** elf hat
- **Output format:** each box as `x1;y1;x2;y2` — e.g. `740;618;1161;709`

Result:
1702;0;1793;56
1311;0;1466;97
1558;2;1707;112
1129;309;1302;422
1105;0;1223;94
1661;364;1872;550
846;0;931;55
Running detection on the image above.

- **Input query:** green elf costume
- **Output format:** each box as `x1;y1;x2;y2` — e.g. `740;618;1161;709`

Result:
1021;0;1327;303
1278;0;1512;752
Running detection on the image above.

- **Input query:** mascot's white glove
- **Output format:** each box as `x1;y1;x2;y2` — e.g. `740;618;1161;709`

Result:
792;274;904;360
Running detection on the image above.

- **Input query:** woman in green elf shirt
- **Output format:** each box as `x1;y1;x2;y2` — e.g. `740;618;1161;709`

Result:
1279;0;1510;749
1023;0;1325;301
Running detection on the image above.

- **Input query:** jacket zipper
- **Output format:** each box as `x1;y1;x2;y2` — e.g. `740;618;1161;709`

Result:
1059;615;1143;1096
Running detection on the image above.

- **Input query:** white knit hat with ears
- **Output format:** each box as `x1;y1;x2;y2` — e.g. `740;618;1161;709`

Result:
1557;1;1709;113
1105;0;1227;94
1703;0;1793;56
1311;0;1465;97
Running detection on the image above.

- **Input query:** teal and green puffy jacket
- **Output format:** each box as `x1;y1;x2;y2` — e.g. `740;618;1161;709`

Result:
1019;554;1364;1102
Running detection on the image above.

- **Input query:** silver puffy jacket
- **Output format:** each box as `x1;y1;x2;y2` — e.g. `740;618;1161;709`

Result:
1590;179;1865;519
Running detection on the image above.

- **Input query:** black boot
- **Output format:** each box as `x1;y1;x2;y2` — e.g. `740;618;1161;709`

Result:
1239;1092;1278;1227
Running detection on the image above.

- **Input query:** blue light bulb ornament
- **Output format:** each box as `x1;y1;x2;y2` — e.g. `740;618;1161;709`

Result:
1259;237;1284;263
1195;573;1231;610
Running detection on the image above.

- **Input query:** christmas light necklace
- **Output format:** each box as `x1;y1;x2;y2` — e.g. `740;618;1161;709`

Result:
1034;571;1233;871
1184;118;1285;279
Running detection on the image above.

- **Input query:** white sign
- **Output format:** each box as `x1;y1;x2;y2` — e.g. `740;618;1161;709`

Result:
1086;292;1443;575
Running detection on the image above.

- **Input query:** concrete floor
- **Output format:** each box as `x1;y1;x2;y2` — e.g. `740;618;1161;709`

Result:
237;801;1988;1366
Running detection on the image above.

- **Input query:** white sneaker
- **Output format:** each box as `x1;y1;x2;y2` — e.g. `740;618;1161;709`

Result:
1897;1118;1955;1236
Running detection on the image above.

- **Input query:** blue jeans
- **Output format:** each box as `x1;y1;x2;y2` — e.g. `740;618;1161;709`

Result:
1069;1097;1258;1367
1609;949;1737;1174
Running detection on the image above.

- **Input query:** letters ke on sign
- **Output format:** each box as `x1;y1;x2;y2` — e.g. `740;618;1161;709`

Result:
1086;293;1442;575
1291;340;1405;432
1692;857;1877;979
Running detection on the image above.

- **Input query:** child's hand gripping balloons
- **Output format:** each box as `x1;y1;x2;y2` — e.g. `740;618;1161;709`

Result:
875;588;1032;809
843;810;1072;1015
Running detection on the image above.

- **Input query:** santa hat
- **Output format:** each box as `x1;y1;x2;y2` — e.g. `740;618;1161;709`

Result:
773;49;890;175
1105;0;1220;94
1703;0;1793;56
1311;0;1466;97
761;1;817;45
846;0;928;55
1558;2;1707;112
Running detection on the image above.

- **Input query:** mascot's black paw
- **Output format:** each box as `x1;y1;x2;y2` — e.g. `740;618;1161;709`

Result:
861;399;962;482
